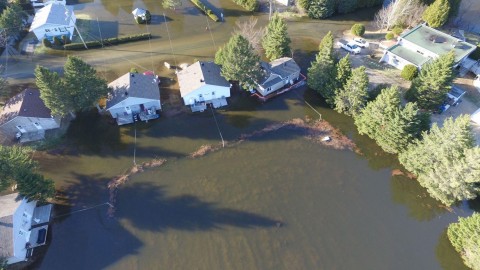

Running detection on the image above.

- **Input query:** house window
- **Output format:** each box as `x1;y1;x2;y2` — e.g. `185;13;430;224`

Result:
199;94;203;98
212;92;215;96
416;50;424;55
267;87;271;92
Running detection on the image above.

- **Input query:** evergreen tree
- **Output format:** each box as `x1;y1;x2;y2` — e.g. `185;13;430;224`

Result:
215;34;261;89
448;213;480;270
407;51;455;110
308;0;335;19
399;115;478;205
307;31;337;105
16;171;55;203
337;0;358;14
0;145;36;191
0;3;26;37
335;54;352;89
63;56;109;112
35;66;70;116
262;13;291;61
355;86;426;153
334;66;368;116
422;0;450;28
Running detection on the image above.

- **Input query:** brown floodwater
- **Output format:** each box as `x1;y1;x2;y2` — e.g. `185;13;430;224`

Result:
19;0;478;269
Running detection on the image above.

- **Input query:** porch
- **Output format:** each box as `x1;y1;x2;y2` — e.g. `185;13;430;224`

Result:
138;106;160;122
115;112;134;125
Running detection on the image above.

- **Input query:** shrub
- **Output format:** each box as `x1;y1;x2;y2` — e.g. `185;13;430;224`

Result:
130;67;138;73
189;0;219;21
231;0;258;11
135;16;145;24
351;24;365;37
401;64;418;81
392;26;403;36
61;35;71;44
385;32;394;40
53;36;62;46
64;33;152;50
145;10;151;23
42;38;52;48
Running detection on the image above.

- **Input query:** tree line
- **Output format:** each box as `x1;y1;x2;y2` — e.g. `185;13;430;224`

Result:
307;31;480;269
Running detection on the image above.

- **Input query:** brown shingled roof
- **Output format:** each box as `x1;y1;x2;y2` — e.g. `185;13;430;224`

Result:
0;88;53;125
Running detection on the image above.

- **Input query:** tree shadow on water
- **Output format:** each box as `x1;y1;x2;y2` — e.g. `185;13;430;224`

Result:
116;182;281;232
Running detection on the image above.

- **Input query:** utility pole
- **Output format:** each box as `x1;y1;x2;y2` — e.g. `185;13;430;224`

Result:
64;6;87;49
269;0;273;20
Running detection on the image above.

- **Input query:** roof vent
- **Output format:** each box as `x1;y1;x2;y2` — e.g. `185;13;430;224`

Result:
29;92;32;95
23;109;27;112
200;79;204;82
131;73;135;77
201;62;204;66
125;92;128;96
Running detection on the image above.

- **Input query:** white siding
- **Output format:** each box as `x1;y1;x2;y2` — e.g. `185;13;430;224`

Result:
381;51;416;70
182;85;230;106
0;116;60;138
107;97;161;118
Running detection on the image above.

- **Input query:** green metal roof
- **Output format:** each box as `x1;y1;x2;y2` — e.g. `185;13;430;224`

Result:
388;44;430;66
400;24;476;63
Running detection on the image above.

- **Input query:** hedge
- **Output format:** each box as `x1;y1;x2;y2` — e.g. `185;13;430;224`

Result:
63;33;152;50
190;0;219;22
385;32;394;40
231;0;258;11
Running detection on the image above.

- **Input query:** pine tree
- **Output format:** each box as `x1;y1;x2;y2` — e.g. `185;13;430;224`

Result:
0;3;25;37
422;0;450;28
334;66;368;116
63;56;109;112
16;171;55;203
337;0;358;14
408;51;455;110
335;54;352;89
0;145;36;191
399;115;478;205
355;86;426;153
448;213;480;270
35;66;70;116
262;13;291;61
215;34;261;89
399;115;474;175
308;0;336;19
307;31;337;105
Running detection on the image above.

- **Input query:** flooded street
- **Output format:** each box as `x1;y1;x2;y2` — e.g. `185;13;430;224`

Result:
9;0;477;269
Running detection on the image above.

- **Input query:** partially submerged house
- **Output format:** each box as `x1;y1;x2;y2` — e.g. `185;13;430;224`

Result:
29;2;76;41
255;57;301;97
0;193;52;265
0;88;61;143
177;61;231;112
105;72;161;125
380;24;476;70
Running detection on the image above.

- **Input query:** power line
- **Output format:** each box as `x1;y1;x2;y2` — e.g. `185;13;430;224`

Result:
163;13;178;69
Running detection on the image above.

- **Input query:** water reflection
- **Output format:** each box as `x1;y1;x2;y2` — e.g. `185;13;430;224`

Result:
436;229;470;270
390;175;448;221
116;182;280;231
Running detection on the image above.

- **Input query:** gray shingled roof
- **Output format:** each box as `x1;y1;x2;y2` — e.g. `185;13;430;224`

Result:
269;57;301;78
30;3;74;31
258;57;300;88
177;61;230;97
106;73;160;109
0;193;22;259
0;88;53;126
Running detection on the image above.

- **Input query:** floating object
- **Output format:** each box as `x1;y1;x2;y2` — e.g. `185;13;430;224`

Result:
321;136;331;142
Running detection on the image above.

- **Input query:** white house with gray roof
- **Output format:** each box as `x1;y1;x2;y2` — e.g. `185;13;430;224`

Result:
380;24;476;70
105;72;161;125
29;3;76;41
177;61;231;112
255;57;301;97
0;193;52;265
0;88;61;143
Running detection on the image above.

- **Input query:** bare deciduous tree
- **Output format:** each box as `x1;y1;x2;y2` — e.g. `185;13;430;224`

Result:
374;0;426;30
233;17;265;53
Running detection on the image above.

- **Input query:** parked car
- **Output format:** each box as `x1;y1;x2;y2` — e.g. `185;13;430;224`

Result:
337;41;361;54
352;38;369;48
438;85;466;113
